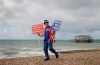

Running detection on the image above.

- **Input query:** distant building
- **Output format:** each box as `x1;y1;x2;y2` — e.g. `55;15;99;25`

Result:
75;35;93;43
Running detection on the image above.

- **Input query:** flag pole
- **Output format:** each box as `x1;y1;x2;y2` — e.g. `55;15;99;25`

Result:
37;36;41;44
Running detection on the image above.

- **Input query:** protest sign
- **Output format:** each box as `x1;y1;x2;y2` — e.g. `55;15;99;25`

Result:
32;23;44;34
52;20;62;31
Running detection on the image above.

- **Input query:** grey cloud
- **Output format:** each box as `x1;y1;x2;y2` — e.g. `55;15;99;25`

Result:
0;0;100;39
33;0;100;9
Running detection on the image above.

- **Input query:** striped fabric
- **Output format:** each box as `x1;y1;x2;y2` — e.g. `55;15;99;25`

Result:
44;26;55;43
49;27;55;43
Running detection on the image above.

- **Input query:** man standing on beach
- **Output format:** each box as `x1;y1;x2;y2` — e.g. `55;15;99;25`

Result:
38;20;59;61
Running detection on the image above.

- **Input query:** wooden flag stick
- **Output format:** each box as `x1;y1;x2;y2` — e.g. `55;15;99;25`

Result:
37;36;41;45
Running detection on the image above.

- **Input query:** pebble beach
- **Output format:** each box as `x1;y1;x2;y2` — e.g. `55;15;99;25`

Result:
0;49;100;65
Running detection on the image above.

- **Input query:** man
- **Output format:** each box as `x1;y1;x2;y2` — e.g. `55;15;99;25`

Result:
38;20;59;61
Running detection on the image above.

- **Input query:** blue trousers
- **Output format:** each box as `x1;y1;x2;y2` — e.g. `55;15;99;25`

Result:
44;41;58;59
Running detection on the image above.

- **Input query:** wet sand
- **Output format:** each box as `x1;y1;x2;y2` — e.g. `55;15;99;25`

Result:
0;49;100;65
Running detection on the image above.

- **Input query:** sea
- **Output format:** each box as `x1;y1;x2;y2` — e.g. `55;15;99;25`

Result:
0;40;100;58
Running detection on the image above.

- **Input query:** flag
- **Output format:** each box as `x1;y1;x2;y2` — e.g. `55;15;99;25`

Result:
52;20;62;31
32;23;44;34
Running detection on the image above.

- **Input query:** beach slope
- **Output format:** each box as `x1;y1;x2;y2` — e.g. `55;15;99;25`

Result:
0;49;100;65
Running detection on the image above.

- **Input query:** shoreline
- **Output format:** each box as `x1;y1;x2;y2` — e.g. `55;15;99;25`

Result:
0;49;99;59
59;49;100;54
0;49;100;65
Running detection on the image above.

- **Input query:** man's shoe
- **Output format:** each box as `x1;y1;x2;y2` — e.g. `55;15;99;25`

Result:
44;58;50;61
56;53;59;59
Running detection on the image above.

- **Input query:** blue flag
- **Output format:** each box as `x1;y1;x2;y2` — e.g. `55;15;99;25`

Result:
52;20;62;31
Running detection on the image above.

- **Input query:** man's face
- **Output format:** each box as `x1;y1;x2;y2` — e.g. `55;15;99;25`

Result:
44;23;49;27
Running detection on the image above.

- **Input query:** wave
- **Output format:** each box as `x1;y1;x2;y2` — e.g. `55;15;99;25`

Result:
0;44;99;58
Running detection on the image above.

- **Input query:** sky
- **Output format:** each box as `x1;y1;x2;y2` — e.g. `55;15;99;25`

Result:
0;0;100;40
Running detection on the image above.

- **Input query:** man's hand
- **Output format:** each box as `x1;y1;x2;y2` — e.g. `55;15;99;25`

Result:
37;33;40;36
37;33;44;37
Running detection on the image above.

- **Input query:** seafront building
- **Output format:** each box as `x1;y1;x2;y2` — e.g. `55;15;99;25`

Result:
74;35;93;43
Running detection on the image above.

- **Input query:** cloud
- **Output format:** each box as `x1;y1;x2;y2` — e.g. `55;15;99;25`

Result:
0;0;100;39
